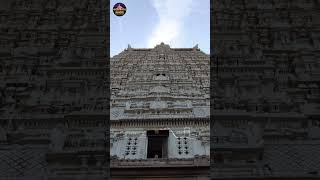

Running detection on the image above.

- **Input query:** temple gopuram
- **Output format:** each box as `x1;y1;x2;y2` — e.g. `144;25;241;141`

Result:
110;43;210;179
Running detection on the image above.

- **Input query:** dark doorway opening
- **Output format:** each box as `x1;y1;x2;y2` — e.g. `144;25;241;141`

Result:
147;130;169;158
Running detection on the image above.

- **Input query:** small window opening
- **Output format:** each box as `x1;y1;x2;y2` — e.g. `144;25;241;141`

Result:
147;130;169;158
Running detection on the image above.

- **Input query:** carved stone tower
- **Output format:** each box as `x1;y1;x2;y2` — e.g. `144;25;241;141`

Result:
110;43;210;179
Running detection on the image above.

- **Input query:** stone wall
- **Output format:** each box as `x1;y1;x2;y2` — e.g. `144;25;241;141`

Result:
110;43;210;120
211;0;320;178
110;126;210;159
0;0;109;179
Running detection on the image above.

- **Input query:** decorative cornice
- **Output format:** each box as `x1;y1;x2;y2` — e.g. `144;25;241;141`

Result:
111;118;209;128
111;155;210;168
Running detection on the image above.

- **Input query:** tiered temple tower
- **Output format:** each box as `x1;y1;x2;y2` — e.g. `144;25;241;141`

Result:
110;43;210;179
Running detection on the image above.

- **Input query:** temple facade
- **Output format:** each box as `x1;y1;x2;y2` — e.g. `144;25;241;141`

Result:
110;43;210;179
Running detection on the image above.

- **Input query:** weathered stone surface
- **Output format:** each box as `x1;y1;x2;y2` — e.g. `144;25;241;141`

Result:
0;0;109;179
110;43;210;120
211;0;320;178
110;43;210;179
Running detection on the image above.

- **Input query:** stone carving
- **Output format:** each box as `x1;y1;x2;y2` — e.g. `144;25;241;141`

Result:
212;0;320;178
247;121;263;146
110;44;210;163
150;99;168;109
154;74;169;81
309;120;320;139
111;43;209;119
112;131;125;140
50;124;66;152
0;126;7;142
150;86;170;94
199;129;210;145
0;0;108;179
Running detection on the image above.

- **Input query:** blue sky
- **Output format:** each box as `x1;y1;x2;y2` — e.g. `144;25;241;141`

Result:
110;0;210;57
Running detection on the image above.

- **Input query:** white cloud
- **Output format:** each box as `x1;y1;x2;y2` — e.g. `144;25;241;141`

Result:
147;0;195;48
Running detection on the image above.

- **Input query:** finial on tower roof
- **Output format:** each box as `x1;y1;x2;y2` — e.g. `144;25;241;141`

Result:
193;44;199;49
154;42;170;51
